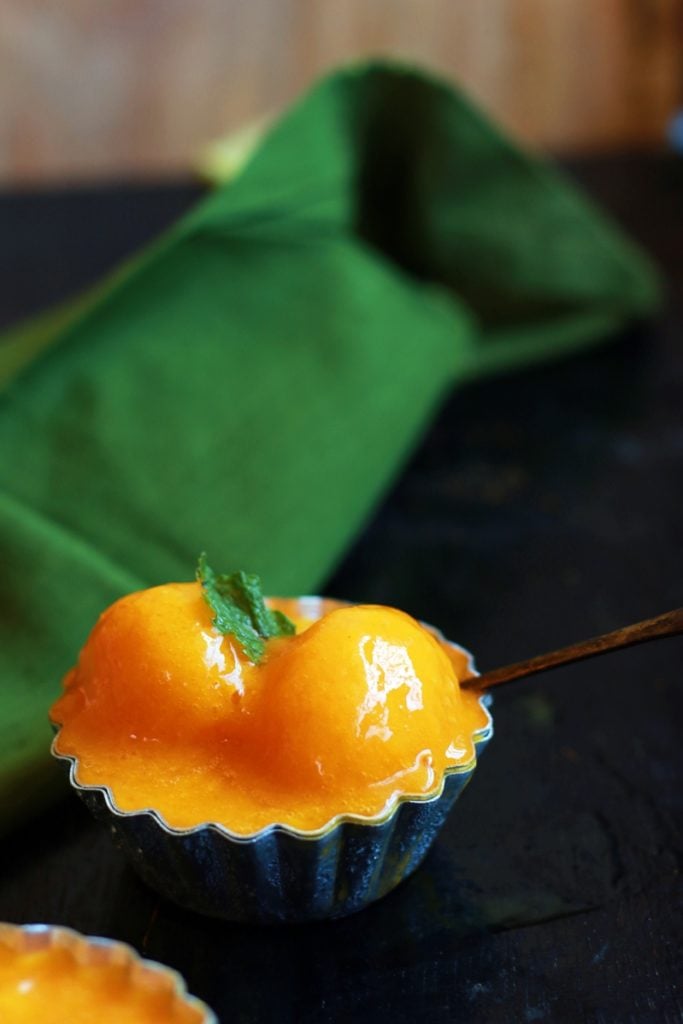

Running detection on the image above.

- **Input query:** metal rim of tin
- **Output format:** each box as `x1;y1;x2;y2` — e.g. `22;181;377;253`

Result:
0;922;217;1023
50;596;493;844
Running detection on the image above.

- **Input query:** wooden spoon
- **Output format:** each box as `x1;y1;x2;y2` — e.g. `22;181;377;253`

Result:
462;607;683;690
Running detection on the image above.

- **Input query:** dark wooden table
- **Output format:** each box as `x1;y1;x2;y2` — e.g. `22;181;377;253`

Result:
1;155;681;1023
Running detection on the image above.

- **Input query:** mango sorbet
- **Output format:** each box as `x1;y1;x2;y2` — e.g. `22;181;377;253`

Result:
0;933;204;1024
51;583;489;835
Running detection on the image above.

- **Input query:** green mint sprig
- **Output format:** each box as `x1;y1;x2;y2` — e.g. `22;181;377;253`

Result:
196;554;295;663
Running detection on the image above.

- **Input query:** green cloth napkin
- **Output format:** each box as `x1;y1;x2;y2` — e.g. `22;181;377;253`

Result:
0;62;660;833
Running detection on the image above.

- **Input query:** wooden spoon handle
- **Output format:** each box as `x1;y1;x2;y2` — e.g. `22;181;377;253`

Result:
464;607;683;690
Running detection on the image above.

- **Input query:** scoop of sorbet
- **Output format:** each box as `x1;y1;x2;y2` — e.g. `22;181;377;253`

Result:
257;604;473;792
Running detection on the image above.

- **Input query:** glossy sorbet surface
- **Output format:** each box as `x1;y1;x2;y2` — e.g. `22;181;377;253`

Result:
51;584;489;834
0;939;203;1024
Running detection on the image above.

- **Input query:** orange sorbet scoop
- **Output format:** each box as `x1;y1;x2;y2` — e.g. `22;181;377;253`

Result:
51;583;489;835
0;940;203;1024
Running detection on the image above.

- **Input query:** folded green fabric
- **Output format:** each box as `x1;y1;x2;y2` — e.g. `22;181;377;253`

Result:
0;62;659;832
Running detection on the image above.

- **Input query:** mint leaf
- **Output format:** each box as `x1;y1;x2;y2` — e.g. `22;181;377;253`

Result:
196;554;295;663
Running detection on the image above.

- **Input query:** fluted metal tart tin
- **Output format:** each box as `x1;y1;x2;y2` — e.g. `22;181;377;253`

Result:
0;923;216;1022
51;597;493;924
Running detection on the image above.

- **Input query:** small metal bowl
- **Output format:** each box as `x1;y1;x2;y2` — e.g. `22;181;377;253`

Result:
0;922;216;1022
51;599;493;924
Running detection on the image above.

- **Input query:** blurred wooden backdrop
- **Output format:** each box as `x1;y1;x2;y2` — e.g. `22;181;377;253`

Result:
1;0;681;184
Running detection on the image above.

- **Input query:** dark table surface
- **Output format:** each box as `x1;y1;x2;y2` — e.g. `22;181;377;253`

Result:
0;155;681;1023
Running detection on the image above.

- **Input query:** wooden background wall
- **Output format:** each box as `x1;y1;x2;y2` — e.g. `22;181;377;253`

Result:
1;0;681;185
